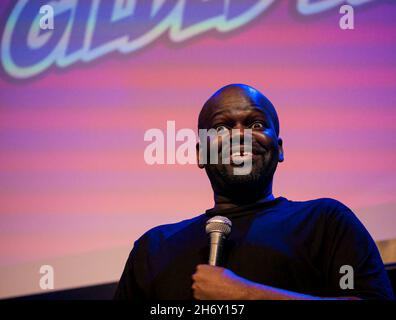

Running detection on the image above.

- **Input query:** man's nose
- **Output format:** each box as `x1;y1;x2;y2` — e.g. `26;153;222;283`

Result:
233;123;244;131
231;124;252;146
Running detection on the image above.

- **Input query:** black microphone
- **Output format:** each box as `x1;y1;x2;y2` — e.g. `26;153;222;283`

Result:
205;216;232;266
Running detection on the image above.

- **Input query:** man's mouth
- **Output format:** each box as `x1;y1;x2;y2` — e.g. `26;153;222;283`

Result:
230;151;253;165
214;143;266;165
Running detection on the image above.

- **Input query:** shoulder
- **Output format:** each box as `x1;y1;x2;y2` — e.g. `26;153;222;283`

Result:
132;214;206;252
286;197;354;218
287;197;350;211
292;198;372;242
145;214;205;240
281;197;364;231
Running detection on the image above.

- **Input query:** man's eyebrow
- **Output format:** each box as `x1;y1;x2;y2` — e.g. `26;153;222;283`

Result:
206;114;267;130
248;106;268;116
209;109;228;121
208;104;269;122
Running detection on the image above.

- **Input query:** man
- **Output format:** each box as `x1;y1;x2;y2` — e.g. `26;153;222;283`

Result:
115;84;394;300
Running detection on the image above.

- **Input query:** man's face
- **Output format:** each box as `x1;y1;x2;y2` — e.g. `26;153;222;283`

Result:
198;90;283;199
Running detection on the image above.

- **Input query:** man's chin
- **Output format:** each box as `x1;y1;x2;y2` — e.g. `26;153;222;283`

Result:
217;165;264;188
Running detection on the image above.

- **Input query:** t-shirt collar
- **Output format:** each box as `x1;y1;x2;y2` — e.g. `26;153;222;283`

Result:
205;196;287;219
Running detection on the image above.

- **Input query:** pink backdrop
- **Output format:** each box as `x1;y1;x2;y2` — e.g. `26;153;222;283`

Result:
0;0;395;298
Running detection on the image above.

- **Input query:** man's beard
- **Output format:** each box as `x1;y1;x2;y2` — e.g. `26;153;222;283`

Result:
205;155;277;202
217;160;264;186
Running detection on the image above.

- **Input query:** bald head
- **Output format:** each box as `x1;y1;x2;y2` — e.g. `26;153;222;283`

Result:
198;84;280;136
197;84;283;205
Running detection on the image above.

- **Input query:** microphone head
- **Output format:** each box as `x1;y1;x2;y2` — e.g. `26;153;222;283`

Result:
205;216;232;237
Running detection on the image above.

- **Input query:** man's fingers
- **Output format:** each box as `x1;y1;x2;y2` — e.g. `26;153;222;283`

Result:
196;264;208;271
196;264;222;272
193;264;209;280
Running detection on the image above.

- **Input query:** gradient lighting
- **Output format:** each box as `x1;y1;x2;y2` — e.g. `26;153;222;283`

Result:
0;0;395;298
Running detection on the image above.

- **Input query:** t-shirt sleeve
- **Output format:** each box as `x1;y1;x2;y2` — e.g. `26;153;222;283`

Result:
113;239;150;300
323;201;394;300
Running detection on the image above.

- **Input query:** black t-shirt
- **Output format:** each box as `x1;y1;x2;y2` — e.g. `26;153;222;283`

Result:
114;197;394;300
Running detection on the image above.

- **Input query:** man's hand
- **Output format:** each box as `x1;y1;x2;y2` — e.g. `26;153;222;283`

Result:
191;264;360;300
191;264;248;300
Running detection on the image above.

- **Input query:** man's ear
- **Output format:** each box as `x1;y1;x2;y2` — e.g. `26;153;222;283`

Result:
278;138;284;162
196;142;205;169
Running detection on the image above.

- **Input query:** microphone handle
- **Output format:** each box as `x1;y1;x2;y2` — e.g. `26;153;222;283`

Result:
208;232;225;266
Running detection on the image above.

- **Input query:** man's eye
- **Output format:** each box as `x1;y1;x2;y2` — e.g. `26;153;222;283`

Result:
215;125;229;134
250;122;264;129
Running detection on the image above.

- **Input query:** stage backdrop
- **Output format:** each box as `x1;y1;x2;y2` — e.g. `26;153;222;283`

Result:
0;0;395;299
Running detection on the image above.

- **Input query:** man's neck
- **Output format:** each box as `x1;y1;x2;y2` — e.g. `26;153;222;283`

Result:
212;188;275;211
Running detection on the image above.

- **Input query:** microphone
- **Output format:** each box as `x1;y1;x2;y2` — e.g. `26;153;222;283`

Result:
205;216;232;266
